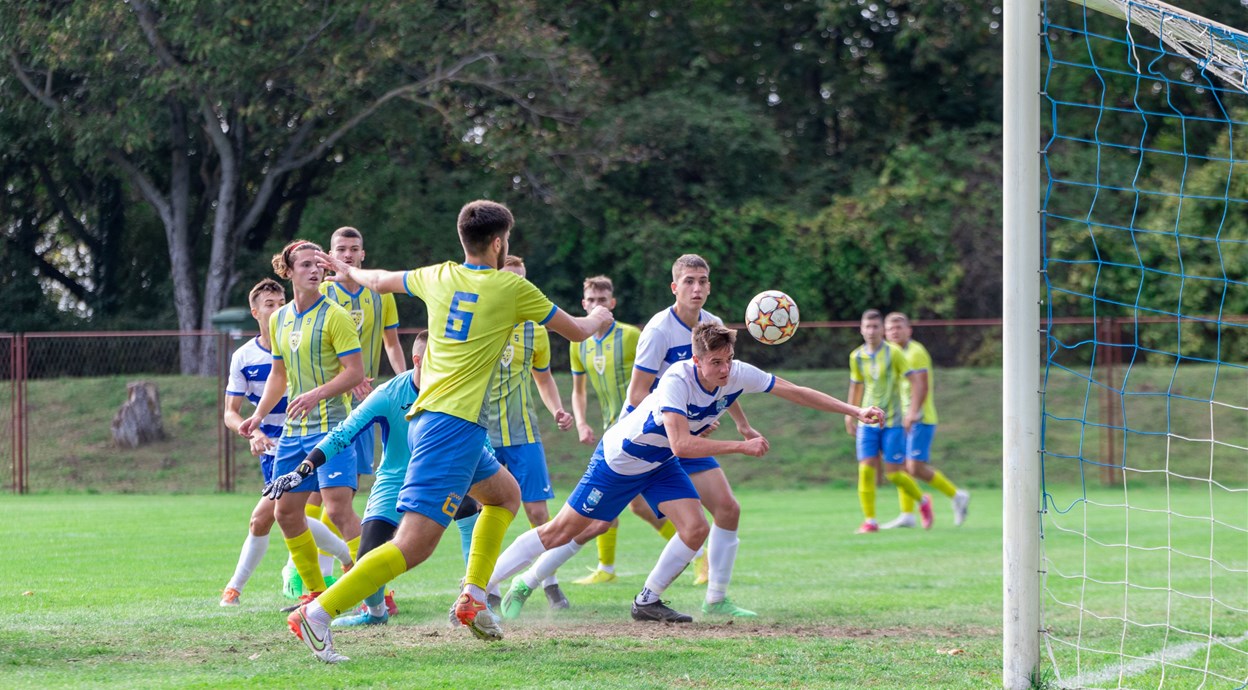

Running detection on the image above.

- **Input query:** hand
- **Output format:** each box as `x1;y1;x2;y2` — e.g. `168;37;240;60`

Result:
577;423;597;446
264;460;315;500
313;250;352;283
285;390;322;420
858;406;885;428
554;409;574;431
588;305;614;329
248;433;275;457
737;423;761;440
903;410;920;434
239;416;259;438
699;419;721;437
351;377;375;401
740;435;770;458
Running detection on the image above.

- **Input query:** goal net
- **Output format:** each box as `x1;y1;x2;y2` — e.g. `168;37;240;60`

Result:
1039;0;1248;687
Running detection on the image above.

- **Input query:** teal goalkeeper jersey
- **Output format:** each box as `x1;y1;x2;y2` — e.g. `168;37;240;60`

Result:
314;370;418;485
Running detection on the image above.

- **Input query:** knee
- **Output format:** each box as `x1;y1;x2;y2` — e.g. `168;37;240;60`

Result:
679;519;710;546
713;498;740;526
537;520;576;549
249;511;274;535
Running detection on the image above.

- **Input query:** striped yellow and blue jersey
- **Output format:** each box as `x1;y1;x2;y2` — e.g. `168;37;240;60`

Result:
268;296;362;436
486;322;550;447
570;322;640;429
319;282;399;380
848;341;908;428
403;261;557;424
897;339;939;425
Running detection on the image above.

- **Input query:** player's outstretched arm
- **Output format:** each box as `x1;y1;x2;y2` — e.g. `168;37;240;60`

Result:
664;411;770;459
544;305;613;343
313;250;407;294
771;376;883;426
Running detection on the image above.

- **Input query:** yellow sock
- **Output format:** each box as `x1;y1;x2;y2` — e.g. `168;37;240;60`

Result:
658;521;677;540
284;528;327;593
317;509;344;558
597;525;618;567
898;486;916;513
318;542;407;617
304;503;323;520
858;463;877;520
346;536;360;564
887;472;924;506
464;505;515;590
929;470;959;498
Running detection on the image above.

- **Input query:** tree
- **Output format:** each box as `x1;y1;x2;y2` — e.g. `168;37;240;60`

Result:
3;0;597;372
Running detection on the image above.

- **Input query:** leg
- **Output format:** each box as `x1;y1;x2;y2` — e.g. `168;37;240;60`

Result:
687;468;755;616
320;485;362;557
274;490;328;594
494;502;596;619
631;497;706;623
221;497;277;604
573;517;621;585
331;519;399;628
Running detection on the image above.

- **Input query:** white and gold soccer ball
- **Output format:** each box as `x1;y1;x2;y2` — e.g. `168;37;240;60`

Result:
744;290;800;345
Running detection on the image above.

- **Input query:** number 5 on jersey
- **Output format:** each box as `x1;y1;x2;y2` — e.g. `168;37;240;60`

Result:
446;292;479;341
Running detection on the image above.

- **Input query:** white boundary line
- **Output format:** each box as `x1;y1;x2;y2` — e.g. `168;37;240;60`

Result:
1058;630;1248;688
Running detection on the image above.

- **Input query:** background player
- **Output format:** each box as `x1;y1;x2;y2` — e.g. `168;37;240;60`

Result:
885;312;970;526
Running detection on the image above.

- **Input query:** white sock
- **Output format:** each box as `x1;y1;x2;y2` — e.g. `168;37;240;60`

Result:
541;574;559;588
366;602;386;617
641;535;698;600
306;600;332;627
305;517;351;567
705;525;739;604
487;528;548;592
226;532;269;592
599;563;615;574
524;541;583;589
318;553;335;577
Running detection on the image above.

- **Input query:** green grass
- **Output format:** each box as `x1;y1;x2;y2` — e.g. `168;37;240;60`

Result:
1;487;1243;688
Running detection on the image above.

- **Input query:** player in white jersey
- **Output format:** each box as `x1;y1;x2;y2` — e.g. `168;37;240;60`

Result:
625;254;760;596
490;323;883;622
219;279;353;607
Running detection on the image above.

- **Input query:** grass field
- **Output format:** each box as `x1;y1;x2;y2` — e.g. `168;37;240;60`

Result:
2;486;1243;688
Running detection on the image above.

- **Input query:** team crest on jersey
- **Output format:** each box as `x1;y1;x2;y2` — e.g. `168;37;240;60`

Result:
586;488;602;508
500;344;514;367
593;355;606;375
349;309;364;333
288;330;303;352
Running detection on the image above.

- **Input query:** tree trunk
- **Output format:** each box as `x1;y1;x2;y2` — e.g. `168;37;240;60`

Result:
111;381;166;448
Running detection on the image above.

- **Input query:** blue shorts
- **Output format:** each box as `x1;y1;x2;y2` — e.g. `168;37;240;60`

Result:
396;412;502;528
567;448;699;522
856;425;905;464
353;425;377;476
259;453;276;484
906;423;937;462
677;456;720;474
494;443;554;503
363;470;403;527
274;433;358;492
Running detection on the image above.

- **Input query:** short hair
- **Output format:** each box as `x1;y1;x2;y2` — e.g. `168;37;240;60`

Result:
271;240;323;280
248;278;285;307
691;322;737;356
583;275;614;294
457;200;514;255
671;254;710;282
503;255;525;268
331;226;363;245
861;309;883;322
885;311;909;325
412;330;429;357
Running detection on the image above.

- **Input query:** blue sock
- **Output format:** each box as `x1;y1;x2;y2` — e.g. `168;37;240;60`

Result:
364;587;385;609
454;512;480;566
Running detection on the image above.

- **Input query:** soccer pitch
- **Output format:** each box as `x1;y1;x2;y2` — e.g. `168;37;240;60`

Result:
2;488;1006;689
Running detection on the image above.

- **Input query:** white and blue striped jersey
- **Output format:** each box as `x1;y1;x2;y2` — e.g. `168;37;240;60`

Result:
634;307;724;391
601;359;774;476
225;337;286;439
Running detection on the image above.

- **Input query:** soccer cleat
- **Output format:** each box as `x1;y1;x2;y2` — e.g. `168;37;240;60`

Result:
856;520;879;534
331;609;388;628
572;568;618;585
631;599;693;623
701;597;758;618
454;593;504;641
500;579;533;620
288;604;349;663
280;590;322;614
487;592;502;611
919;494;934;530
545;583;570;610
282;563;303;599
880;513;916;529
692;553;709;586
384;590;398;616
219;587;241;607
952;489;971;526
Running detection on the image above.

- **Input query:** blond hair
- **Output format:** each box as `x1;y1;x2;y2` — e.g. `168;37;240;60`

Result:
583;275;614;294
691;322;736;356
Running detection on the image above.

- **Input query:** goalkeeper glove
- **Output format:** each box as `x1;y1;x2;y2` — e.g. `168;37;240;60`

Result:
263;460;315;500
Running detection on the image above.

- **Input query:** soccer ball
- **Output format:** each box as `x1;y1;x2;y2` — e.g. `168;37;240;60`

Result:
745;290;800;345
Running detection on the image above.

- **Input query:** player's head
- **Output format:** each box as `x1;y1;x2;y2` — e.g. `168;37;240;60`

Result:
671;254;710;311
859;309;884;346
885;311;912;346
582;275;616;314
247;278;286;327
691;323;736;387
271;240;324;291
457;200;514;269
330;226;365;268
411;330;429;369
502;254;526;279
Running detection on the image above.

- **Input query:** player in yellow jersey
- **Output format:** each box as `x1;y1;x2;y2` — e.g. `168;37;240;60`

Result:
568;275;642;585
885;312;970;526
484;255;574;609
283;200;612;663
844;309;928;534
239;241;365;610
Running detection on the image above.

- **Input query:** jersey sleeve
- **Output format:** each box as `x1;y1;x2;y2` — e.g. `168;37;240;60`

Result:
512;277;557;325
269;311;285;361
653;373;688;416
891;343;909;377
634;327;666;374
907;342;932;373
532;325;552;371
381;292;400;329
734;362;776;394
403;266;432;299
313;388;390;460
327;308;363;357
569;341;585;375
226;348;247;395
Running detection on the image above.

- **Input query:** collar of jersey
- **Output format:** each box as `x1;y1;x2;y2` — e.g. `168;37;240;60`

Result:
462;262;494;271
329;281;365;298
668;306;701;332
593;322;617;343
254;337;272;354
293;295;327;318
